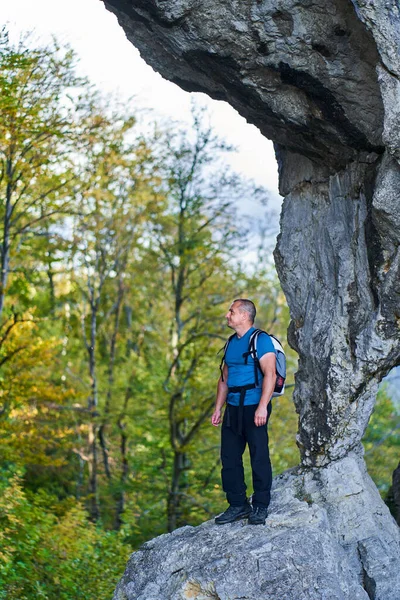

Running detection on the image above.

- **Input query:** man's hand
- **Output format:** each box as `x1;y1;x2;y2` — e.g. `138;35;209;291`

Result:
211;408;222;426
254;404;268;427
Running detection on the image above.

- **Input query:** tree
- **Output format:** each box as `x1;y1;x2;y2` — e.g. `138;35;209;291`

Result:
0;465;129;600
0;30;305;591
0;29;91;320
68;103;164;521
363;386;400;498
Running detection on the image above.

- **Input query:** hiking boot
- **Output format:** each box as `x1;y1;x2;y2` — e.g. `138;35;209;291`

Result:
248;506;268;525
215;503;251;525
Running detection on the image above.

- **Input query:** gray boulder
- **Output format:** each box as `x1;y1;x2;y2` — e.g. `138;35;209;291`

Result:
114;452;400;600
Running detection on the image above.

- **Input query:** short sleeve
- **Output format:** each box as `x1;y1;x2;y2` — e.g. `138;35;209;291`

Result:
256;332;276;359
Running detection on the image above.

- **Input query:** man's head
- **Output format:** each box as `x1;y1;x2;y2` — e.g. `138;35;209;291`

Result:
225;299;256;331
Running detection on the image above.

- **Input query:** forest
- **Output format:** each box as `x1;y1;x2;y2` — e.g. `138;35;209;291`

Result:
0;29;398;600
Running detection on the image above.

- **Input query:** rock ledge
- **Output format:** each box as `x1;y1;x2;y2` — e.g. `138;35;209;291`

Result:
114;453;400;600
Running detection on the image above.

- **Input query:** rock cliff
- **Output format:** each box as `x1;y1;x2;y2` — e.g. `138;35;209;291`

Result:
101;1;400;597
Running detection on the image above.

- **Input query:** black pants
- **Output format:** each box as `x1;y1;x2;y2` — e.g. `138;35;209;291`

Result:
221;403;272;508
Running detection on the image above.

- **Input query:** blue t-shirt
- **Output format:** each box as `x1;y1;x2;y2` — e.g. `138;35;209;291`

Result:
226;327;275;406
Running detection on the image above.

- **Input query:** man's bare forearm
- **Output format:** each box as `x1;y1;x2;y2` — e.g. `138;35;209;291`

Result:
257;352;277;411
254;358;276;426
259;373;275;408
211;373;228;426
215;377;228;410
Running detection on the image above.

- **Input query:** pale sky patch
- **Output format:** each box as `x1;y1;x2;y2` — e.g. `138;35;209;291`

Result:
1;0;282;222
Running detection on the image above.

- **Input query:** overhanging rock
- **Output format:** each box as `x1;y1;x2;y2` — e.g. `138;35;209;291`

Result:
102;0;387;171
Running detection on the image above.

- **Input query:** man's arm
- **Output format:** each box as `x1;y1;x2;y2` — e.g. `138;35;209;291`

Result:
211;363;228;426
254;352;276;427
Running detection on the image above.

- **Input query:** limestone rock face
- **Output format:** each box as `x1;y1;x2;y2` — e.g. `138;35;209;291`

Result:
100;0;400;597
113;452;400;600
275;155;400;463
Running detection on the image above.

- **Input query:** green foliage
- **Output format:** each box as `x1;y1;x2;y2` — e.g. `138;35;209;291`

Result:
0;466;129;600
268;392;299;474
363;385;400;497
0;28;93;320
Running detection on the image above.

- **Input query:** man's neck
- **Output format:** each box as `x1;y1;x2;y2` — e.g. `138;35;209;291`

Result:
235;324;253;339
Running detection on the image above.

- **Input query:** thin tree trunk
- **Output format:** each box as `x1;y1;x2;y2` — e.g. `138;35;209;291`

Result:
114;382;134;530
99;275;124;480
88;422;99;521
113;428;128;530
387;462;400;526
114;415;129;529
0;159;14;318
87;300;100;521
166;196;190;531
113;315;146;529
47;259;56;314
75;430;85;501
167;449;188;532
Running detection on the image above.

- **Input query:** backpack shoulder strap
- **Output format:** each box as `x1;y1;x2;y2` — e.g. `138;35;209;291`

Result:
248;328;265;387
249;329;287;396
249;328;265;354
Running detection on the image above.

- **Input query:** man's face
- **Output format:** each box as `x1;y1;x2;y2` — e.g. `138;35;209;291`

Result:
225;302;244;330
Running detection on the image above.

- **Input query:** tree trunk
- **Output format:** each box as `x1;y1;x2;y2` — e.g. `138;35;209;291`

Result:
167;449;188;532
0;161;14;319
88;422;99;521
114;416;129;530
114;383;133;530
87;302;100;521
47;258;56;314
99;275;124;481
393;462;400;526
387;462;400;526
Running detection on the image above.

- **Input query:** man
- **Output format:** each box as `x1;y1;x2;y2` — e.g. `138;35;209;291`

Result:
211;299;276;525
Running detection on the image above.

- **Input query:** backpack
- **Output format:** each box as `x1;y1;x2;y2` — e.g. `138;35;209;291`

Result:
219;328;286;397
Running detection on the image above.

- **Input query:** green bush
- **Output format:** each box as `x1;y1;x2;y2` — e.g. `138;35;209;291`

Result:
0;466;130;600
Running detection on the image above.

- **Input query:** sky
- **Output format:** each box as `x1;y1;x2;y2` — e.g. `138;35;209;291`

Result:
0;0;282;221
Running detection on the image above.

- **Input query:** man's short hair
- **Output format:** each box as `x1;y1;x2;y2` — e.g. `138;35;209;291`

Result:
233;299;256;323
